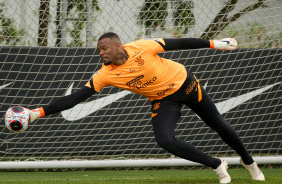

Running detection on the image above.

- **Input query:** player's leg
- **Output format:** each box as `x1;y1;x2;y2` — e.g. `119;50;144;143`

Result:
188;87;254;165
187;87;264;180
152;111;231;183
152;111;222;169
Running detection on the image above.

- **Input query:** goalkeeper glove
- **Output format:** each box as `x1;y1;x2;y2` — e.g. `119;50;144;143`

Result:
210;38;237;51
25;107;45;123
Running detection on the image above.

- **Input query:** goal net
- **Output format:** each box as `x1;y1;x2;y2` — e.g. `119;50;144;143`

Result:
0;0;281;169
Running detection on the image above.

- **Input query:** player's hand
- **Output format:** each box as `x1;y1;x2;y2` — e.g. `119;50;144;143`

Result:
210;38;237;51
24;107;45;123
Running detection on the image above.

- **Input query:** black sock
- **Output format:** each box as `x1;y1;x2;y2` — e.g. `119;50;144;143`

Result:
211;158;222;169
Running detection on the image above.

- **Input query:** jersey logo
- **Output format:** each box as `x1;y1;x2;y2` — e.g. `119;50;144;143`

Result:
157;83;175;96
126;75;157;89
185;81;196;95
153;102;160;110
116;72;122;76
135;56;144;66
129;68;135;73
126;75;144;87
151;113;158;118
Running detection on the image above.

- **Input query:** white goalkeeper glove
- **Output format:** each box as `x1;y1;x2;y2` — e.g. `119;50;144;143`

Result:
25;107;45;123
210;38;237;51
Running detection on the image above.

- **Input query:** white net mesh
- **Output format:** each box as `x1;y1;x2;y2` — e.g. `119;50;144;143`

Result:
0;0;281;169
0;0;281;47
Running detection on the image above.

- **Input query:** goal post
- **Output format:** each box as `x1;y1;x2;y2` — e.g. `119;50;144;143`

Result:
0;157;281;170
0;0;281;170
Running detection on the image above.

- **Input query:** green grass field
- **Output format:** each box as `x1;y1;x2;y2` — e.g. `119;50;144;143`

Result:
0;169;282;184
0;168;281;184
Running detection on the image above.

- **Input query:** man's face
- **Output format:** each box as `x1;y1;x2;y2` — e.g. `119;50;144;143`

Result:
97;38;119;65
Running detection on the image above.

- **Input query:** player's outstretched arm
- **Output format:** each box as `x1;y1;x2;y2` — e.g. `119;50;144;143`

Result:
161;38;237;51
26;86;95;123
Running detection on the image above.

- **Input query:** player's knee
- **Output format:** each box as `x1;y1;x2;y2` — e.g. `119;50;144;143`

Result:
155;135;176;149
205;115;232;133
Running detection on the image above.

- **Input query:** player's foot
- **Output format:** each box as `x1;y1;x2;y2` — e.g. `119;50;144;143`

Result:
240;158;265;181
214;159;231;183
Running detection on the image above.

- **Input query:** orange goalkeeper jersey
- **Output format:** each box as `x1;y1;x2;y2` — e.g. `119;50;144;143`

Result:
85;38;187;101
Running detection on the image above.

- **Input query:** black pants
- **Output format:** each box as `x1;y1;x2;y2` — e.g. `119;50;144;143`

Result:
151;72;253;169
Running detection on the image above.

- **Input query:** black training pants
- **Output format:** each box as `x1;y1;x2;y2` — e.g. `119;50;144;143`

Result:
151;73;253;169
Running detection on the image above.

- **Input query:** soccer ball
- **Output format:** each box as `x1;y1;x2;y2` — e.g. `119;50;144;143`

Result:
4;106;30;133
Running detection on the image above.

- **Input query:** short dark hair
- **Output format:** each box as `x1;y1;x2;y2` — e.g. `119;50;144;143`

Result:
98;32;120;41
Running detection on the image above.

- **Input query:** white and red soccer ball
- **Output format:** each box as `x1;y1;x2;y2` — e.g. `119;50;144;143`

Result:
4;106;30;133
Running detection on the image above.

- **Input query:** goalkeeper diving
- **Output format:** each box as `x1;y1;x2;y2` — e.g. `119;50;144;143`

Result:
25;33;264;183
